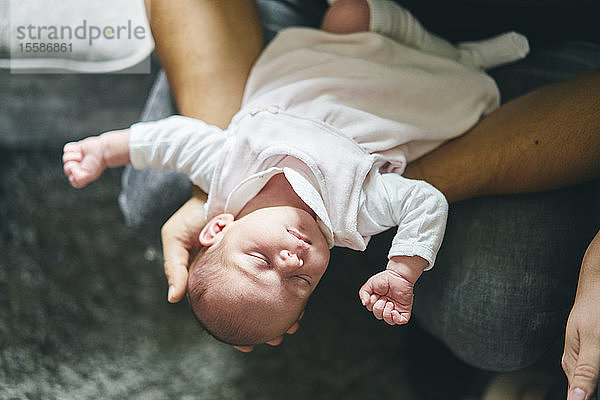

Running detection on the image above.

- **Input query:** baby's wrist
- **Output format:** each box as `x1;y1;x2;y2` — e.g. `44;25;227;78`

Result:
100;129;131;167
386;255;428;284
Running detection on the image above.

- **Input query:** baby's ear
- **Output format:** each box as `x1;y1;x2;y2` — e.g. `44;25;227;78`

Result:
198;213;234;246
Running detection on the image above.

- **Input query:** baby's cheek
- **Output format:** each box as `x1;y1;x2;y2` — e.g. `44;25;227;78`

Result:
316;249;331;274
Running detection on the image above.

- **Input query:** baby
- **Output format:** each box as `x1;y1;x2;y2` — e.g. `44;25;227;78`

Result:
63;0;528;346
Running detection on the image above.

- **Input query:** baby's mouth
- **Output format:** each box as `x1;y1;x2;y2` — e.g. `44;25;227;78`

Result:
287;228;311;248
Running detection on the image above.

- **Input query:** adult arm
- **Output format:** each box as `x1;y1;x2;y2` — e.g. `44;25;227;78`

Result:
146;0;264;302
147;0;263;126
404;69;600;203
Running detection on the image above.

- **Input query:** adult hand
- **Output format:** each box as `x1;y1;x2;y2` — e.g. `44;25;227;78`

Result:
162;187;302;352
233;314;303;352
563;229;600;400
161;186;208;303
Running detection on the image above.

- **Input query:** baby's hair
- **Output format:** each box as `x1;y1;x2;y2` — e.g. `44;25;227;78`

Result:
187;243;302;346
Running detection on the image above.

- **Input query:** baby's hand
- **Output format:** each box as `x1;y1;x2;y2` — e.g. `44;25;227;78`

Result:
359;269;414;325
62;137;106;188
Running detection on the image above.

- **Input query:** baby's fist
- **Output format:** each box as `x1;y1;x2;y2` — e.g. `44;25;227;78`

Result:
62;138;105;188
359;270;414;325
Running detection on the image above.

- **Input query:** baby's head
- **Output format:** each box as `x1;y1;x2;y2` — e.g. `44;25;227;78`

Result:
187;206;330;346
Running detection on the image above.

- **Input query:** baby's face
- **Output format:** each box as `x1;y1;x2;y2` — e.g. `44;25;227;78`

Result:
221;206;330;310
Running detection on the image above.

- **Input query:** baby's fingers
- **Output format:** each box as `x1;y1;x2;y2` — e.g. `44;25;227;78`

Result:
63;142;81;154
359;289;370;306
63;160;76;176
66;164;94;188
383;301;399;325
392;310;410;325
359;289;378;309
358;285;379;311
365;294;379;311
62;150;82;164
63;162;86;188
372;298;387;320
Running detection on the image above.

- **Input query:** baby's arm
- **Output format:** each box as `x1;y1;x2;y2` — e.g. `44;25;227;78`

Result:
63;129;130;188
359;173;448;325
359;255;428;325
64;115;226;192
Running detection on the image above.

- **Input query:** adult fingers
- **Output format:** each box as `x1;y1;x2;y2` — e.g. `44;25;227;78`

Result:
266;336;284;346
161;220;191;303
234;345;254;352
566;335;600;400
287;321;300;334
163;248;189;303
160;190;208;302
562;319;578;385
234;314;301;353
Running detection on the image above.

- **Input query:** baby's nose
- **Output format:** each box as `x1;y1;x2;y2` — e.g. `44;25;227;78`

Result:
279;249;303;270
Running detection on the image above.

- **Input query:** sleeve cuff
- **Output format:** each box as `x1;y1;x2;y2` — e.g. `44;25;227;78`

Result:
388;242;436;271
128;121;149;170
366;0;393;33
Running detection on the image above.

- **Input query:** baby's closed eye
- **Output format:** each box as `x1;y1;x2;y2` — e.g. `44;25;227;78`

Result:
249;253;270;266
293;274;311;286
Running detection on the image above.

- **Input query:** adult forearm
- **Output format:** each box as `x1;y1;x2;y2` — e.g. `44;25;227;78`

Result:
404;70;600;203
147;0;263;128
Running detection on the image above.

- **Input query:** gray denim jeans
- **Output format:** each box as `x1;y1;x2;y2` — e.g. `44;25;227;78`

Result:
415;42;600;372
119;0;600;377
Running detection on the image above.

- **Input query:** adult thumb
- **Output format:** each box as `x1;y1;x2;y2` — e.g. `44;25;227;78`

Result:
567;339;600;400
163;242;190;303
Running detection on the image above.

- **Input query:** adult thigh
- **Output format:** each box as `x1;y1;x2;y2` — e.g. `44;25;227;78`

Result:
414;41;600;371
414;182;599;371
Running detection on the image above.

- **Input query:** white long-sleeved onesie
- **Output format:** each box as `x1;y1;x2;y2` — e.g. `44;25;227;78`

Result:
129;1;528;268
130;114;449;267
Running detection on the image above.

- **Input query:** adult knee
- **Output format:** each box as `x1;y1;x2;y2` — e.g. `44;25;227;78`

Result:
416;298;566;372
413;255;574;372
321;0;370;34
412;186;597;371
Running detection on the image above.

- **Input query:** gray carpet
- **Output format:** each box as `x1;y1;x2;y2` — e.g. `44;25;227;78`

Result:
0;68;474;399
